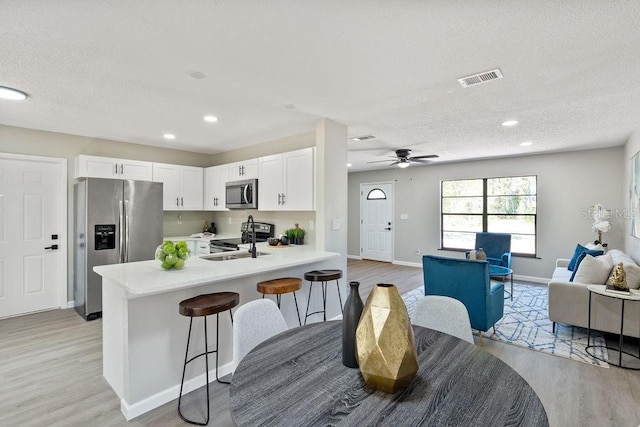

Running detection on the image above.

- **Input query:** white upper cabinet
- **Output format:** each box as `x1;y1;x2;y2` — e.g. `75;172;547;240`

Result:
75;155;153;181
258;147;315;211
204;164;229;211
227;158;258;181
152;163;203;211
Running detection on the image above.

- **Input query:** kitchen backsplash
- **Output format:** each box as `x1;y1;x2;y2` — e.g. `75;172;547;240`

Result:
163;210;316;247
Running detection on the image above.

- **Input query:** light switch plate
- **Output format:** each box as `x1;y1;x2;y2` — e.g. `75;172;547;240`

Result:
400;214;408;220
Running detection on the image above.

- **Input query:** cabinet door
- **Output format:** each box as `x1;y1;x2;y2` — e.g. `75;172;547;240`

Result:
119;159;153;181
152;163;181;210
75;155;119;179
204;165;229;211
228;159;258;180
180;166;204;210
258;154;283;211
283;148;315;211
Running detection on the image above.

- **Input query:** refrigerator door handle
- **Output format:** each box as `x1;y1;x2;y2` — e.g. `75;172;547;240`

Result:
124;200;130;262
119;200;125;263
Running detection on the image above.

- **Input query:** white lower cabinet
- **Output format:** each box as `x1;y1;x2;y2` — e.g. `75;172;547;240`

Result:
258;148;314;211
152;163;203;210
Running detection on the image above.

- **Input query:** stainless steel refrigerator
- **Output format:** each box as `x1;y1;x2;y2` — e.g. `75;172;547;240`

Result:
74;178;163;320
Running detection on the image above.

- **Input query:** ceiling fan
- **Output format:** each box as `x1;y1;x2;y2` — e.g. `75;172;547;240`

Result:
367;149;439;168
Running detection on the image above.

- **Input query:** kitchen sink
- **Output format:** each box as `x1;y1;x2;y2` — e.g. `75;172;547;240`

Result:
201;251;270;261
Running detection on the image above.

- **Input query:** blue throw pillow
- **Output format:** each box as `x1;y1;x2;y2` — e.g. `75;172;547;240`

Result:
568;244;604;271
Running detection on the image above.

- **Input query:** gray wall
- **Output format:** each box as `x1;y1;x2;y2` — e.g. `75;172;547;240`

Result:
348;147;625;280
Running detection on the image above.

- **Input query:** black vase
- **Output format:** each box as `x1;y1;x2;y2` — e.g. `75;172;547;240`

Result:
342;281;364;368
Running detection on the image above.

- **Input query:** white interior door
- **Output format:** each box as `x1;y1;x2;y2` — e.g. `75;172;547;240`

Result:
0;154;66;318
361;182;394;262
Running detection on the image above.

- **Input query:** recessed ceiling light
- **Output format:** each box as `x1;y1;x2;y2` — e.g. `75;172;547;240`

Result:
0;86;28;100
520;141;533;146
347;163;352;167
204;115;218;123
502;120;518;127
163;133;176;140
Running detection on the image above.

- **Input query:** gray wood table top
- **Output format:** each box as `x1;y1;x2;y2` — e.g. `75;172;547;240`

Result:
229;321;549;427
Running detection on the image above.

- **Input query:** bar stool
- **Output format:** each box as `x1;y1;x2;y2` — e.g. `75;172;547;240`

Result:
257;277;302;326
178;291;239;426
303;269;343;324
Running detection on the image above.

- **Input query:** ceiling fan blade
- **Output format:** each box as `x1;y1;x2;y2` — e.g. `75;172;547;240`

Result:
367;159;395;164
410;159;433;164
389;161;400;166
409;154;439;160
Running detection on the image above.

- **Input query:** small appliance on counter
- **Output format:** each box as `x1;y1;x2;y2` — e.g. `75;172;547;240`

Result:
209;221;274;253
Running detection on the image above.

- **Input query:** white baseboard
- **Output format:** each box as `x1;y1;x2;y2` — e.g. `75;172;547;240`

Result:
513;274;549;284
66;300;75;309
393;260;422;268
347;254;362;260
120;361;235;420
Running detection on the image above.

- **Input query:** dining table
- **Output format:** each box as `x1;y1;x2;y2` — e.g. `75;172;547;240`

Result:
229;320;549;426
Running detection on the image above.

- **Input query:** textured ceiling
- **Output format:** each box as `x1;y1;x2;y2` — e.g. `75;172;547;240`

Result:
1;1;640;172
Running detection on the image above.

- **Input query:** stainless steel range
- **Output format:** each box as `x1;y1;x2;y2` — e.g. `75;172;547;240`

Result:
209;221;275;253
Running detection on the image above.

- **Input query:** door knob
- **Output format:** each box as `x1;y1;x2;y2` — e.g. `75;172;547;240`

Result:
45;244;59;250
385;227;392;231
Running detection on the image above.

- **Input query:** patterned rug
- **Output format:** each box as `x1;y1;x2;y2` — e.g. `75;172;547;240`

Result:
402;282;610;368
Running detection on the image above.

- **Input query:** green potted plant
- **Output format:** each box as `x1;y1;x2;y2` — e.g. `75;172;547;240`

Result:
287;223;305;245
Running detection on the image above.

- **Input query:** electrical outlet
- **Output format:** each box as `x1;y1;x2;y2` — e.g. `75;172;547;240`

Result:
309;220;314;230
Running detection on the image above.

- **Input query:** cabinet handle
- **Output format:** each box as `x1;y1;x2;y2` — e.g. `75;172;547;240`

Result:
241;165;245;175
181;197;184;207
278;194;281;205
282;193;286;205
120;164;124;175
238;166;242;176
176;197;179;207
114;164;118;175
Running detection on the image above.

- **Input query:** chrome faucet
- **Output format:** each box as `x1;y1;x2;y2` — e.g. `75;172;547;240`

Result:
247;214;257;258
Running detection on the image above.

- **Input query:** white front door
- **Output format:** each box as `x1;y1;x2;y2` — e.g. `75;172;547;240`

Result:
0;154;66;318
361;182;394;262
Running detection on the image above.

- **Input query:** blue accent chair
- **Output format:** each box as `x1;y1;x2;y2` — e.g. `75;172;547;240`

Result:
422;255;504;342
467;232;512;269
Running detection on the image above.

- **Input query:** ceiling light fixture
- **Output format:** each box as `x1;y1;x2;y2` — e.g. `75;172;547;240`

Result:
0;86;28;100
163;133;176;140
502;120;518;127
520;141;533;146
350;134;376;141
204;115;218;123
397;160;410;169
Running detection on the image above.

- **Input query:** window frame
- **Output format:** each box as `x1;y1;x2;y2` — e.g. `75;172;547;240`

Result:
440;175;537;257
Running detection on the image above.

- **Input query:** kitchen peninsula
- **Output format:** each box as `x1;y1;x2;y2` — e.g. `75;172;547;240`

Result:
94;243;340;420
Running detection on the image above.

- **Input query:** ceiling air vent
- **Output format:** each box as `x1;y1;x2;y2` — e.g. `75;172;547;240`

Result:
458;68;503;88
350;134;376;141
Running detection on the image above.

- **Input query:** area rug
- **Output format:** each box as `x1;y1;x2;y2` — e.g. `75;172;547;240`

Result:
402;282;610;368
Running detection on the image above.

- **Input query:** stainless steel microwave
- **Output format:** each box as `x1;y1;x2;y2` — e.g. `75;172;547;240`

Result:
225;179;258;209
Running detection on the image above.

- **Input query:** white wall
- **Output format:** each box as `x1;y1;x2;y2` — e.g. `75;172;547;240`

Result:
348;147;625;280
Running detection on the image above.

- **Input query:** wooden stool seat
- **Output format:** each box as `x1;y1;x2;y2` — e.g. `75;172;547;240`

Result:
304;269;343;282
257;277;302;295
179;292;240;317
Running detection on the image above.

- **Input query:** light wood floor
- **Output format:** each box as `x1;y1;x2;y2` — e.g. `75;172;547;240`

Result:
1;259;639;426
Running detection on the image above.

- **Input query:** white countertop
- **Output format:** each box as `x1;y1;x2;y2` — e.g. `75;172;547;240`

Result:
94;243;340;298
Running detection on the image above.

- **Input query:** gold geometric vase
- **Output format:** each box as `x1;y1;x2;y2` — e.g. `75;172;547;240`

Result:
355;283;419;393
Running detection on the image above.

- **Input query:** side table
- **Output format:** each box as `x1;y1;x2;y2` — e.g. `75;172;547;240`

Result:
489;265;513;300
586;285;640;369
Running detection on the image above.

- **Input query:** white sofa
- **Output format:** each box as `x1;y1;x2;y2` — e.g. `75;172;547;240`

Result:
547;249;640;338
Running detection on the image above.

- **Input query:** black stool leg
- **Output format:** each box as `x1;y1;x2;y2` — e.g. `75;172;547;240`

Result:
292;291;302;326
304;282;314;325
335;279;343;314
322;281;327;321
178;316;210;426
214;312;230;385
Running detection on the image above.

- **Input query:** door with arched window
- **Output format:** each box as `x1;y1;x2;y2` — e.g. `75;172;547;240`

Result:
360;182;394;262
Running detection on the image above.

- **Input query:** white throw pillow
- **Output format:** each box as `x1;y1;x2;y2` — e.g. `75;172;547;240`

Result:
573;254;613;285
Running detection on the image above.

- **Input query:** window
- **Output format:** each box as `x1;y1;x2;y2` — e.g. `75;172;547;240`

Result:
441;175;537;255
366;188;387;200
